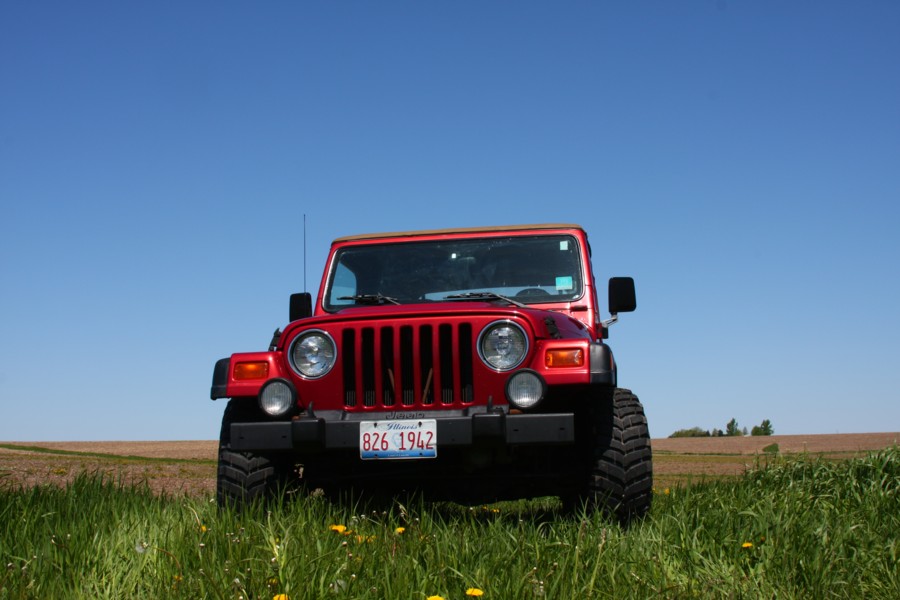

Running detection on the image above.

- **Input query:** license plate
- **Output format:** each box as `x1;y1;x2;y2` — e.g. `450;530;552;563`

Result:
359;419;437;460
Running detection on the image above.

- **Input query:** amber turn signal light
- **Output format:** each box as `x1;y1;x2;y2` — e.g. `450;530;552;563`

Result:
544;348;584;368
234;361;270;380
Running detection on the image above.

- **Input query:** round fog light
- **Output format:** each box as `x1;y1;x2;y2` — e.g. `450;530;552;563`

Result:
506;370;546;410
259;380;295;416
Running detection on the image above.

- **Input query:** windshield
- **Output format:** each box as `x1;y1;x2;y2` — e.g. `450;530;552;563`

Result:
325;234;584;310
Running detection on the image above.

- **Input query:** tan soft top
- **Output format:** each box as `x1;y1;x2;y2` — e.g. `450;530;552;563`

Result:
332;223;585;244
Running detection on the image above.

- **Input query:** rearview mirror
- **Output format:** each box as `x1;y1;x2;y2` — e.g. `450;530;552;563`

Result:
608;277;636;314
290;292;312;321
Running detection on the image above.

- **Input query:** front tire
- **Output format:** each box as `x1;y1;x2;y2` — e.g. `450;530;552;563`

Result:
584;388;653;524
216;399;294;508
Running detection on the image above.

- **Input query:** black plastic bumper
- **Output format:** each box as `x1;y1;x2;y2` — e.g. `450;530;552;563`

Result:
210;358;230;400
230;412;575;452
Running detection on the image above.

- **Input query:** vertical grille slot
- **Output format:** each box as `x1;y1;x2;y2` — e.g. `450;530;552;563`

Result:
458;324;474;403
420;325;434;405
342;329;357;407
361;328;376;406
380;327;395;406
439;324;454;404
400;326;415;405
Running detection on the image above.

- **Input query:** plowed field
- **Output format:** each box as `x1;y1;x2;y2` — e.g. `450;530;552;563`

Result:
653;432;899;489
2;433;897;495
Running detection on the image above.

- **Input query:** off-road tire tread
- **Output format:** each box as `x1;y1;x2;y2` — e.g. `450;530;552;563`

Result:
590;388;653;524
216;399;290;508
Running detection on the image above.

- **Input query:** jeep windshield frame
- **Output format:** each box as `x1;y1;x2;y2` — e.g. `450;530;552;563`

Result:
323;234;585;312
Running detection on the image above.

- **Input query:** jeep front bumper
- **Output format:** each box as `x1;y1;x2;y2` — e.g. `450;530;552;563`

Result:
229;412;575;452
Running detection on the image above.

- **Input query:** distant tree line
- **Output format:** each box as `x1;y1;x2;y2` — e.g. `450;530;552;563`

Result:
670;418;774;438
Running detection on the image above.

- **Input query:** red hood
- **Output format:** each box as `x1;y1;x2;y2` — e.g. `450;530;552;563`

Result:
280;301;592;344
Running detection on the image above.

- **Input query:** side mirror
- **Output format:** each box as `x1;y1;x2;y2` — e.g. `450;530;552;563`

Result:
289;292;313;321
608;277;636;314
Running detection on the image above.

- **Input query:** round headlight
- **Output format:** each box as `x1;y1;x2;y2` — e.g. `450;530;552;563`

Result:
289;330;337;379
506;370;546;410
478;321;528;371
259;379;296;416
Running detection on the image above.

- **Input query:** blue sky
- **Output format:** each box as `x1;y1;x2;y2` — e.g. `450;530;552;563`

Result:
2;1;898;441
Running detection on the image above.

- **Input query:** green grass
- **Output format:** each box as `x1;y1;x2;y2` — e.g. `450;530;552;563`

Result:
2;448;899;599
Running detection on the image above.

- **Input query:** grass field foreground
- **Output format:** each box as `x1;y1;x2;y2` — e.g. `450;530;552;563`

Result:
2;447;899;599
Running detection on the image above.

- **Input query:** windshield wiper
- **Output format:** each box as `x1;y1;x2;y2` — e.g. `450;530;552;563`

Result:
443;292;525;308
339;294;401;306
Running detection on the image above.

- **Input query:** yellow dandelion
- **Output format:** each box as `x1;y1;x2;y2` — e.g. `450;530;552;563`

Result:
466;588;485;596
664;488;670;495
273;594;289;600
200;525;208;533
173;574;183;582
395;527;406;534
426;596;445;600
742;542;753;549
330;524;347;534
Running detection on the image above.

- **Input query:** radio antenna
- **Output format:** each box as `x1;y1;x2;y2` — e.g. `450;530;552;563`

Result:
303;213;307;292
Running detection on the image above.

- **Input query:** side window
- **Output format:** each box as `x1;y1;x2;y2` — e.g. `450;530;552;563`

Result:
329;262;357;306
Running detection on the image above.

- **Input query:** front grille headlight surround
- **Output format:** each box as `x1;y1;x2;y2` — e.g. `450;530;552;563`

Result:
289;329;337;379
477;320;529;371
259;379;296;417
506;369;546;410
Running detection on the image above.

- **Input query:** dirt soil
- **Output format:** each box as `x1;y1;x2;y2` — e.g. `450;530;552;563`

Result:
652;432;899;489
1;434;897;497
2;440;218;460
653;432;900;455
0;441;218;497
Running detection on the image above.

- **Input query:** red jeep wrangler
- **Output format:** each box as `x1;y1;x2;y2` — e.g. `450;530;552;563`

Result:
210;224;652;522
